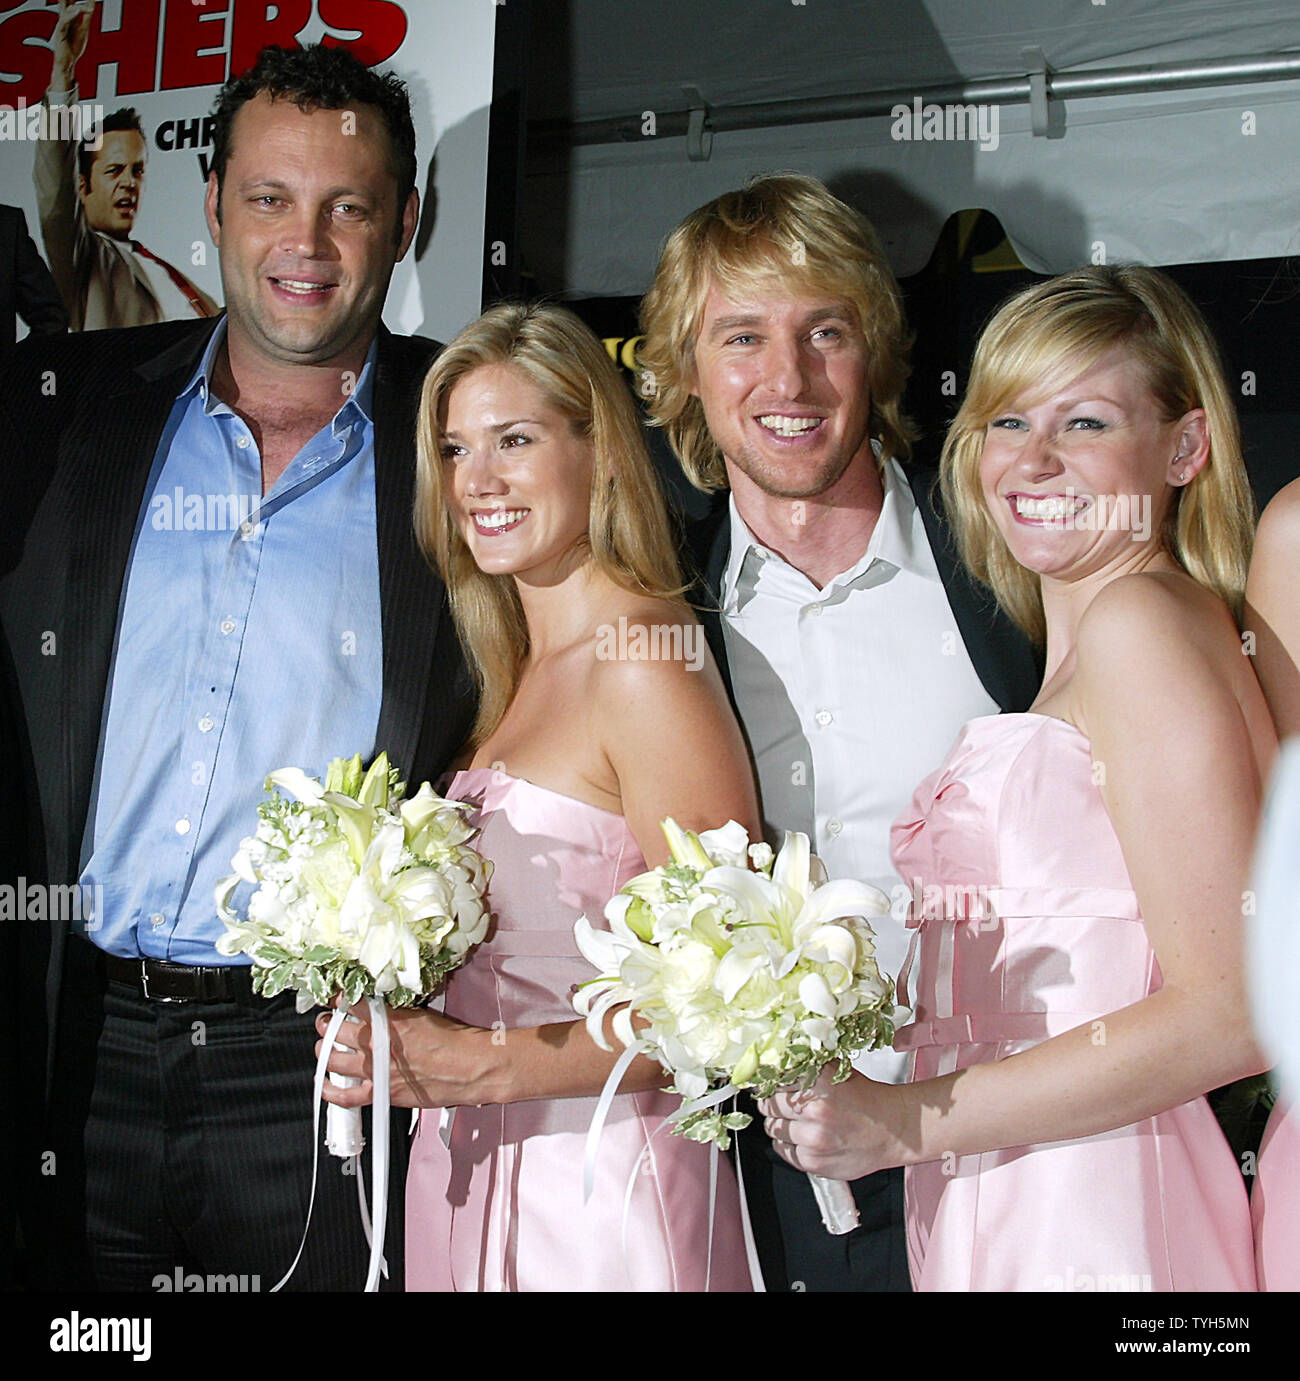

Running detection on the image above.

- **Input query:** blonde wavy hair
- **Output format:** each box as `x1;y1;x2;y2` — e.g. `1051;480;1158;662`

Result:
415;302;687;745
941;265;1255;645
639;172;916;492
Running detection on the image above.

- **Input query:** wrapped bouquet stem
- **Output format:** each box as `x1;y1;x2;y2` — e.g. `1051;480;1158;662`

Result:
215;752;492;1289
574;819;894;1237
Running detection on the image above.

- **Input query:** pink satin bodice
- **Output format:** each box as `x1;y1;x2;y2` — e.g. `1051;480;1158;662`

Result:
891;715;1256;1292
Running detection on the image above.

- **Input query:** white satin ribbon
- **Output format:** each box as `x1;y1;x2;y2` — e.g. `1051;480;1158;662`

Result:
582;1039;647;1203
585;1051;753;1291
272;1000;393;1292
360;996;391;1292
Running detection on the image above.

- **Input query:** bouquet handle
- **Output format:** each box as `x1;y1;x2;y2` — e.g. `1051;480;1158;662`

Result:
809;1173;860;1235
326;1076;365;1158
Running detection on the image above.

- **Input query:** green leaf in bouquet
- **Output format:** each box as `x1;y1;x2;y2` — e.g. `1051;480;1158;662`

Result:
306;966;332;1006
301;944;340;965
264;962;296;997
341;967;368;1008
675;1106;746;1150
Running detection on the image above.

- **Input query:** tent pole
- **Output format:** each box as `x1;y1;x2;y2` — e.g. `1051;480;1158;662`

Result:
531;52;1300;149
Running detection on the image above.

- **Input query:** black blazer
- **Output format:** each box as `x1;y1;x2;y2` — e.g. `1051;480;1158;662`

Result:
0;315;475;1095
0;204;68;349
684;465;1041;716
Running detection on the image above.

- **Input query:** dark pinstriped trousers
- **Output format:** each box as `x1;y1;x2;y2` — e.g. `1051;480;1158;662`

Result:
29;937;407;1292
736;1111;912;1292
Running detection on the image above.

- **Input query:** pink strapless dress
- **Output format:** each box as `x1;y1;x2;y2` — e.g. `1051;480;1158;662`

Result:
891;714;1256;1292
1253;1100;1300;1290
405;769;752;1292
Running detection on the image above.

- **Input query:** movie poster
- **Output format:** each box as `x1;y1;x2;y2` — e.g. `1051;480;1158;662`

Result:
0;0;496;342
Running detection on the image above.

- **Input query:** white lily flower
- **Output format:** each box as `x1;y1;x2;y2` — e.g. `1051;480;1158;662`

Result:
217;751;492;1013
697;820;753;868
572;817;896;1152
264;767;327;806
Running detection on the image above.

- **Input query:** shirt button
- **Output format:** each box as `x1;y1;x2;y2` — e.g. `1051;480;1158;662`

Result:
808;603;824;617
198;715;214;733
236;436;250;449
149;911;165;928
826;818;843;838
174;817;191;836
239;521;255;539
815;709;833;727
220;618;236;635
753;546;769;561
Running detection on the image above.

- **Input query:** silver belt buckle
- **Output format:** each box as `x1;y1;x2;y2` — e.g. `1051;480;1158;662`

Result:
139;961;186;1003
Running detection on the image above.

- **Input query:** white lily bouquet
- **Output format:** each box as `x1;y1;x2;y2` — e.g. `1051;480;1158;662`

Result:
215;751;492;1288
573;819;894;1235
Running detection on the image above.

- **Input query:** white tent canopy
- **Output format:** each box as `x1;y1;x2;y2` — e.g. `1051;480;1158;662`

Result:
522;0;1300;294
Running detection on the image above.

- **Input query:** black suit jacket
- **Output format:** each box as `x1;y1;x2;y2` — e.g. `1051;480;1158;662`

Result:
0;204;68;349
685;464;1041;717
0;315;475;1099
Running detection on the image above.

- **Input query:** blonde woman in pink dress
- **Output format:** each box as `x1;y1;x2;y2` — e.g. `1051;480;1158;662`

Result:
1243;478;1300;1292
760;266;1273;1291
318;303;758;1291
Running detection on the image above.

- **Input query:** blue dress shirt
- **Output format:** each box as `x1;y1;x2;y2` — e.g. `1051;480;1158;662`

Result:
79;322;384;963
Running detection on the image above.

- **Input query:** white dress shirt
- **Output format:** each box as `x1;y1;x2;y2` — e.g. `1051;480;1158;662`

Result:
721;458;1000;1082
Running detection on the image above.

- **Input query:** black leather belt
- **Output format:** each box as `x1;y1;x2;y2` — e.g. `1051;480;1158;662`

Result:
104;952;256;1004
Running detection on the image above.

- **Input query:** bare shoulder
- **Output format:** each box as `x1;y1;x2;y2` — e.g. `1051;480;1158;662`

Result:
1254;477;1300;564
1078;570;1234;669
588;597;720;704
1074;571;1247;734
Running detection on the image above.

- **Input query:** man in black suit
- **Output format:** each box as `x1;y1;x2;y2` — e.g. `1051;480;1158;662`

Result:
1;44;471;1291
0;203;68;348
640;174;1038;1291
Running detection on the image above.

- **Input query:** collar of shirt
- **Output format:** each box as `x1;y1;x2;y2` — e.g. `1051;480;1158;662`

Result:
178;317;377;439
721;455;933;615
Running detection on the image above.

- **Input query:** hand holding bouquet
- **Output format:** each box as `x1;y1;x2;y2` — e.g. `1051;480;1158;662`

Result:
215;750;492;1287
573;819;893;1234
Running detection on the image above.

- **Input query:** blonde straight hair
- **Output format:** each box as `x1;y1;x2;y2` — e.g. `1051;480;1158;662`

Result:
415;302;687;744
941;265;1255;644
639;172;916;492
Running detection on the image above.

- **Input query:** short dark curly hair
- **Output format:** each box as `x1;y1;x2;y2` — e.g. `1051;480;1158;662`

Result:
209;44;416;214
78;107;144;184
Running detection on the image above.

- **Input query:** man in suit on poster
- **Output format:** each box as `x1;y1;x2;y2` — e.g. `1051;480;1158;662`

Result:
35;0;218;330
1;42;472;1290
0;203;68;348
640;173;1039;1291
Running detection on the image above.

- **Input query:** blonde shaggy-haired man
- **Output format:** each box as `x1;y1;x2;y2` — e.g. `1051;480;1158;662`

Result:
641;174;1038;1292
